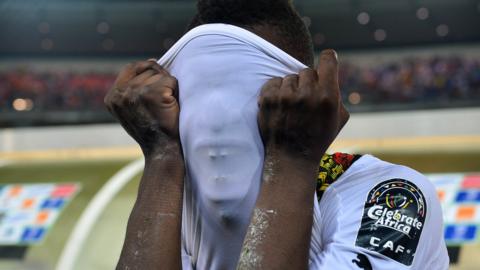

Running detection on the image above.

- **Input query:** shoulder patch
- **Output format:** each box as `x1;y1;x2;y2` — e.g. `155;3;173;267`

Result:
355;179;427;266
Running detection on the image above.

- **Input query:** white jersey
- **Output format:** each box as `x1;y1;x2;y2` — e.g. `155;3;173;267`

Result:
158;24;449;270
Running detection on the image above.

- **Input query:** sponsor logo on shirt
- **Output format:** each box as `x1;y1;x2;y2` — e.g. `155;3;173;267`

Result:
352;253;372;270
355;179;427;266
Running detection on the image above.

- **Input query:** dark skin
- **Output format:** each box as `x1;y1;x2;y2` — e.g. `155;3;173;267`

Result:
238;49;348;269
104;61;184;270
106;25;348;269
250;24;314;68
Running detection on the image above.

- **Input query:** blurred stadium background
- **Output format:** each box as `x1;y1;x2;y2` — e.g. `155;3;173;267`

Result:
0;0;480;269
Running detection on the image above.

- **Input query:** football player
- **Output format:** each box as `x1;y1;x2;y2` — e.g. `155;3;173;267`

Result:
105;1;449;269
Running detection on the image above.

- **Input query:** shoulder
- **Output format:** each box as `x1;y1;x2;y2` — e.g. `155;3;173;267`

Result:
371;156;439;206
336;155;437;196
318;155;448;268
317;154;437;212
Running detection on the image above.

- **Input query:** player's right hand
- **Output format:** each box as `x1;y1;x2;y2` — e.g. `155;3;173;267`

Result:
104;60;180;156
257;49;349;164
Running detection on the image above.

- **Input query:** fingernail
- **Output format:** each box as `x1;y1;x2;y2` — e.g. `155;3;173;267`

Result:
331;50;338;60
323;49;336;57
147;58;158;62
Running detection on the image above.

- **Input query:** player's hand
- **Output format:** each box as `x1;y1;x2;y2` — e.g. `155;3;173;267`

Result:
104;60;180;157
258;49;349;163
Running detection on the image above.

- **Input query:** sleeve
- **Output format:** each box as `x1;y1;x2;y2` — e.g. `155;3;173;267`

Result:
309;163;449;270
309;185;414;270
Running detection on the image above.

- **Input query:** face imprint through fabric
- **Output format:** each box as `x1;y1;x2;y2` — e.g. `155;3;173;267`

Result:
159;24;306;210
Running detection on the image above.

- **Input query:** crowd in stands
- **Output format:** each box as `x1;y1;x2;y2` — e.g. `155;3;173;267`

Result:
1;55;480;113
0;69;116;112
339;56;480;105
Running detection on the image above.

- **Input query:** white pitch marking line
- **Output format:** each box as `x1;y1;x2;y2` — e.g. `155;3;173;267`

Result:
56;158;144;270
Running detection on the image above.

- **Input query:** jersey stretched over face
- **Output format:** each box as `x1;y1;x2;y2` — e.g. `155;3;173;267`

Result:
158;24;449;270
158;23;309;270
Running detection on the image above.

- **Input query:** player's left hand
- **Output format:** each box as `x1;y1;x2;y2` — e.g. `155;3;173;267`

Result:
257;49;349;163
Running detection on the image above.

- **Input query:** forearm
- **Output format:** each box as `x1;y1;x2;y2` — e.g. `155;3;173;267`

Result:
117;143;185;270
238;149;319;270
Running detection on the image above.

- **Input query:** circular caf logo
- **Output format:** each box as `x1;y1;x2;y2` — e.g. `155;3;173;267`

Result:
355;179;427;266
366;179;426;238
